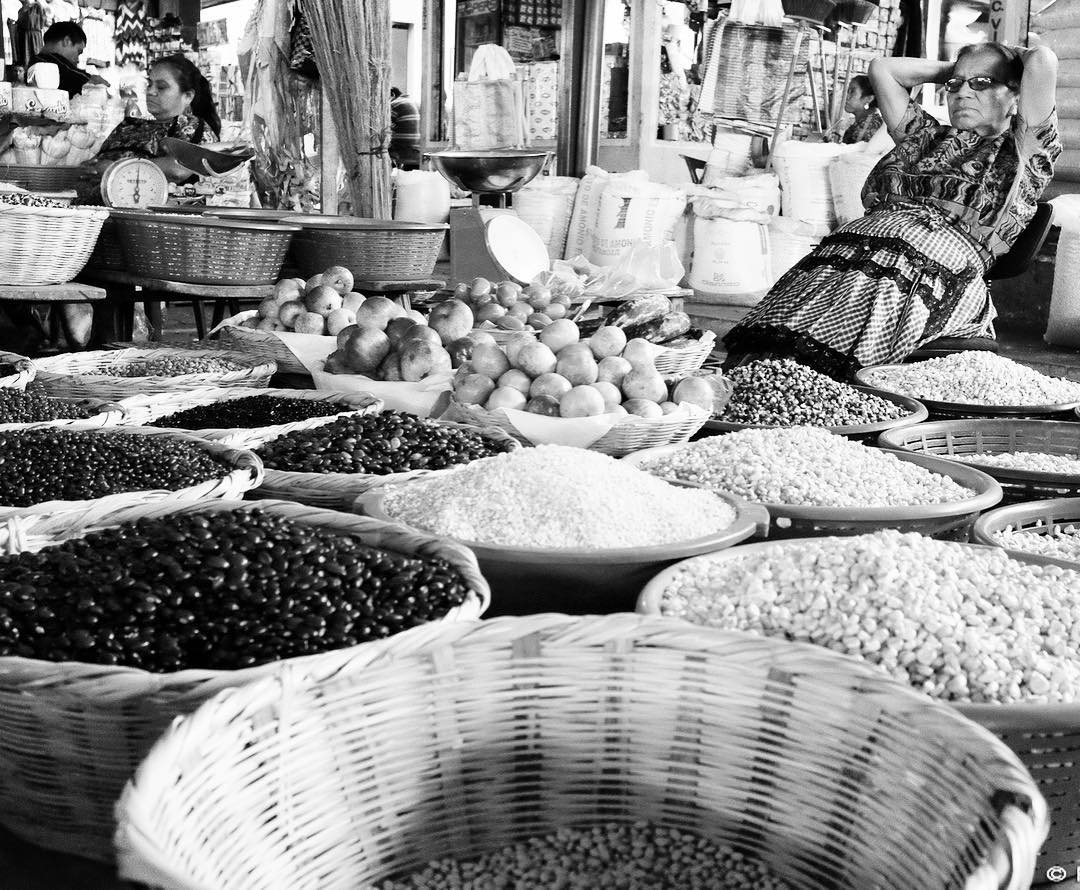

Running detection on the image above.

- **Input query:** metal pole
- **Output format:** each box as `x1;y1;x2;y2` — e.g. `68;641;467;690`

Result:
577;0;606;173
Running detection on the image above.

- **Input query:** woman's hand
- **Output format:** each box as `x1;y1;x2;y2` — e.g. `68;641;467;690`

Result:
868;56;953;135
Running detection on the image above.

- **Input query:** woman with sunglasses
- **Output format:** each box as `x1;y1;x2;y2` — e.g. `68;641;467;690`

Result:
722;42;1060;377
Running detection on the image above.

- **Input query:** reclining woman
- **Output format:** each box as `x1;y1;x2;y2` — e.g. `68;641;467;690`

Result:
722;42;1061;377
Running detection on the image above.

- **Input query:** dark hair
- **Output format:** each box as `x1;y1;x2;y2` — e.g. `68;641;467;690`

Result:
151;53;221;138
848;74;877;108
390;86;402;100
955;41;1024;91
43;21;87;47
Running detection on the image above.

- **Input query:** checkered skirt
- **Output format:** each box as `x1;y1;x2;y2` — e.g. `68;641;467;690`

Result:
724;205;993;374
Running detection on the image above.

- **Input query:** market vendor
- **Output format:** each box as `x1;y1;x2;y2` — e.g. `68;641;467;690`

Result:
30;21;110;97
827;75;883;144
722;42;1061;378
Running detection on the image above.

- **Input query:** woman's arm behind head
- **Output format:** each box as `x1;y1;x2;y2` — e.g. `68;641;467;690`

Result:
1018;43;1058;126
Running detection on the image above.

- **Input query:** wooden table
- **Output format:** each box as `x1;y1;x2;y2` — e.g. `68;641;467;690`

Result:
354;277;445;312
0;282;106;350
78;269;274;341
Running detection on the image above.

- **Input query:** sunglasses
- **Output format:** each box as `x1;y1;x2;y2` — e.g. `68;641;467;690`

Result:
943;76;1001;93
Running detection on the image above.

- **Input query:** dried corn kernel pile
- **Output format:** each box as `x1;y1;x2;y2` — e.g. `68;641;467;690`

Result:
655;530;1080;704
994;525;1080;564
957;451;1080;474
638;428;971;507
382;445;736;549
862;352;1080;405
381;822;793;890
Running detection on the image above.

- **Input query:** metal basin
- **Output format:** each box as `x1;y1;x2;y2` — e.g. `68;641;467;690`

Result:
427;150;551;194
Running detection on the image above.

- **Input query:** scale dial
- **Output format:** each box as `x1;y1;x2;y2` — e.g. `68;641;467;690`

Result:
100;158;170;208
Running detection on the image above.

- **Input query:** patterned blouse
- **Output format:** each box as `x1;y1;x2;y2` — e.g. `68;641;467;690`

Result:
861;100;1062;265
97;113;212;163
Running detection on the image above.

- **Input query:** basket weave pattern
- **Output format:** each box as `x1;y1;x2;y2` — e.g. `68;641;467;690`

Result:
0;164;85;192
85;218;127;272
0;498;489;862
652;331;716;377
114;614;1044;890
293;226;445;281
0;204;109;286
0;352;35;391
219;322;315;376
33;347;276;401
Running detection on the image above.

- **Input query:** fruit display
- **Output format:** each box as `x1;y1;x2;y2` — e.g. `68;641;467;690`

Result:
452;276;573;333
0;428;231;508
244;265;366;336
255;411;513;475
0;508;478;671
147;395;357;431
322;299;454;382
0;389;93;424
451;316;720;419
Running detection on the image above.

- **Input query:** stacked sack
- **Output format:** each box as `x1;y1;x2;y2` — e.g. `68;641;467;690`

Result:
1033;1;1080;181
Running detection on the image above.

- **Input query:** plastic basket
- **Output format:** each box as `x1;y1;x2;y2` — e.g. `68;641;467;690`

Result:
0;351;35;391
0;498;489;862
0;163;85;192
878;419;1080;505
33;347;276;401
971;497;1080;570
638;540;1078;882
114;614;1044;890
118;387;383;448
856;364;1080;421
704;385;929;443
111;210;300;286
0;423;264;521
624;444;1003;540
0;203;109;286
290;216;447;281
652;330;717;376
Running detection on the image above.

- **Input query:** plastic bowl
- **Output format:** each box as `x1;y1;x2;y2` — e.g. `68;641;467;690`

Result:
355;484;769;616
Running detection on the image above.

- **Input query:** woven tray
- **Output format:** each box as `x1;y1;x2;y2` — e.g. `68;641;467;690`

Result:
637;540;1075;881
444;398;711;458
624;445;1003;540
0;351;35;391
114;613;1043;890
242;419;521;511
0;396;125;433
652;330;717;377
218;316;324;376
32;347;276;401
0;203;109;286
116;387;382;448
856;364;1080;421
0;498;489;862
878;419;1080;505
0;423;264;521
704;385;929;444
971;497;1080;570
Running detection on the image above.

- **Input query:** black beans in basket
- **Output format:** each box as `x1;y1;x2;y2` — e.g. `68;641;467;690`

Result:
149;395;350;430
0;429;230;507
0;389;92;424
0;508;475;671
106;356;245;377
256;411;512;475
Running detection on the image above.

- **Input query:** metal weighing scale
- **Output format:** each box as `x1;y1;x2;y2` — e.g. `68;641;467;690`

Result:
427;149;552;285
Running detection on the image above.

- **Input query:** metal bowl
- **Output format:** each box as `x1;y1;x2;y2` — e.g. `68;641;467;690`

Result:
427;149;551;194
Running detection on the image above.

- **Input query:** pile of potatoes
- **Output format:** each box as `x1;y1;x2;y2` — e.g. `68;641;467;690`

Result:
243;266;365;337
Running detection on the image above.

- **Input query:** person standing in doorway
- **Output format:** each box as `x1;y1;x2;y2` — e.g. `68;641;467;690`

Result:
390;86;421;170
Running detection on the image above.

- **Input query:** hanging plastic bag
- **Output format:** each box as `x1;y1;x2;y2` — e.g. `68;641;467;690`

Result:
452;44;527;150
609;242;686;291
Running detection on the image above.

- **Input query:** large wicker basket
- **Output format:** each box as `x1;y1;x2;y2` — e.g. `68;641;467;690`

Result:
290;216;447;281
0;423;263;520
111;210;300;285
0;203;109;286
624;444;1003;540
878;419;1080;505
0;395;125;432
0;351;35;390
217;312;331;376
116;387;382;447
32;347;276;401
84;216;127;273
0;498;489;862
637;540;1080;883
971;497;1080;570
115;614;1045;890
0;163;85;192
243;418;521;510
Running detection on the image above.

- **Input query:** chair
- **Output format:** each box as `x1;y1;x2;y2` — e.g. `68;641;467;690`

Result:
907;201;1054;361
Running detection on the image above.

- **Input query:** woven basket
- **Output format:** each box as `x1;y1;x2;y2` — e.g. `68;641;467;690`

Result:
971;497;1080;570
218;315;327;376
0;396;125;433
0;498;489;862
117;387;383;447
624;444;1003;540
114;613;1045;890
85;217;127;272
704;385;928;444
243;418;521;510
878;419;1080;505
0;163;85;192
0;423;263;521
652;330;716;376
856;364;1080;421
290;216;447;281
445;398;711;458
32;347;276;401
637;541;1076;882
0;203;109;286
111;210;300;286
0;351;35;391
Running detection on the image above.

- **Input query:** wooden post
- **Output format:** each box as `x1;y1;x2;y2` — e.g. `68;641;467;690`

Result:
320;88;339;216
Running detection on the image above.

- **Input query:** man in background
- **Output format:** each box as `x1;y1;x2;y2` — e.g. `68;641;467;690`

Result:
30;21;109;96
390;86;421;170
